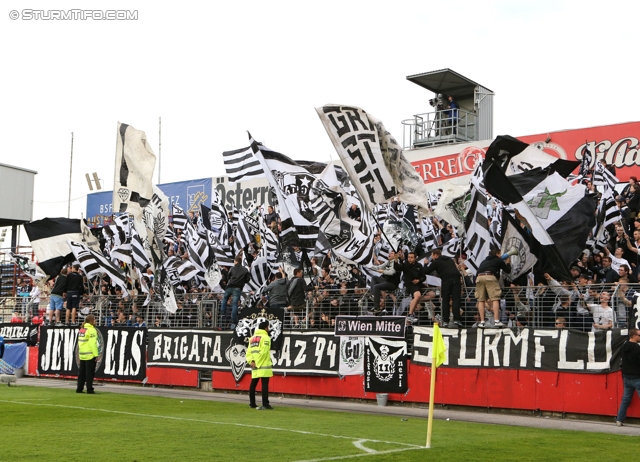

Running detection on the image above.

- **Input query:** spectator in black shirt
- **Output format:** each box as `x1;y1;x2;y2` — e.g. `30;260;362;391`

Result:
423;249;463;328
395;252;425;323
66;264;84;325
596;256;620;284
347;203;361;221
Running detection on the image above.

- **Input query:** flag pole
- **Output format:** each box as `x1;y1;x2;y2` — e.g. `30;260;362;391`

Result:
426;322;438;448
68;132;74;218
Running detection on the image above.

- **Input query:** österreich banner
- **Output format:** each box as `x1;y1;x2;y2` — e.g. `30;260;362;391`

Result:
334;316;406;338
147;329;338;382
38;326;147;381
412;327;627;373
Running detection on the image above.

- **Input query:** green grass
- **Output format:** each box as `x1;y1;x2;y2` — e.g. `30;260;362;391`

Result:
0;386;635;461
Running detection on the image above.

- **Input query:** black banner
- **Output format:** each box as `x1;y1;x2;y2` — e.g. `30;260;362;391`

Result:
365;337;407;393
147;329;338;382
334;316;406;338
0;323;38;346
412;327;627;373
38;326;147;381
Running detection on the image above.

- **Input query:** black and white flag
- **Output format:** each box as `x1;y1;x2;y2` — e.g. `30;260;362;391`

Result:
593;161;619;192
158;265;178;314
310;163;374;265
364;337;407;393
248;135;319;248
500;211;537;280
171;204;189;231
222;145;265;184
509;167;597;268
463;186;492;273
235;212;253;251
113;122;156;219
24;218;95;278
141;185;170;269
67;240;129;295
316;105;431;214
9;253;46;281
130;226;152;272
579;144;593;178
597;187;622;230
185;222;210;273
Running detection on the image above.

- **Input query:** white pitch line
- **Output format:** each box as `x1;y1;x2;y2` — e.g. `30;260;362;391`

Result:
294;446;425;462
0;400;423;454
352;440;377;454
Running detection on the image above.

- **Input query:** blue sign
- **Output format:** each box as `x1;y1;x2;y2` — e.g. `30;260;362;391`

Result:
86;178;213;228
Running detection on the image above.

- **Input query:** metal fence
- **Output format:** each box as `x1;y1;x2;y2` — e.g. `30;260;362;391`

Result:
0;281;634;331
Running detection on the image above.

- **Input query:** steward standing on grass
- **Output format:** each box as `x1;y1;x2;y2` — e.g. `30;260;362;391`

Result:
76;314;99;394
246;320;273;410
616;327;640;426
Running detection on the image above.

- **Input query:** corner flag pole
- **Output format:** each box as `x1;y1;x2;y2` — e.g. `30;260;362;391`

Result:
426;338;437;448
426;321;445;448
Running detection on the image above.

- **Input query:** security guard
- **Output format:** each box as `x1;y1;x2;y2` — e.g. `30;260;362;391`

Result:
76;314;99;394
246;320;273;410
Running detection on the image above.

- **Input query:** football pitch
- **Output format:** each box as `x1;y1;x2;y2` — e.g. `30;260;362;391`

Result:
0;387;636;461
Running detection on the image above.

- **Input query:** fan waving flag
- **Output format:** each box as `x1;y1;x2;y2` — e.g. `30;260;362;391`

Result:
113;122;156;219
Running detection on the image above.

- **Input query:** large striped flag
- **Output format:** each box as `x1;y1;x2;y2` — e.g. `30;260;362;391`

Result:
113;122;156;219
24;217;97;278
316;105;432;214
222;145;265;184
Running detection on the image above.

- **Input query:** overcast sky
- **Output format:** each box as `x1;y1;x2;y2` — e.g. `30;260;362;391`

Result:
3;0;639;246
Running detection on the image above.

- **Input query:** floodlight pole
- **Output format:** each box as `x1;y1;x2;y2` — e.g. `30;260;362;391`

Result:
68;132;74;218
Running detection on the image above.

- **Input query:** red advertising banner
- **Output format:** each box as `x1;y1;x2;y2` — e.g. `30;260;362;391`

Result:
519;121;640;182
409;121;640;185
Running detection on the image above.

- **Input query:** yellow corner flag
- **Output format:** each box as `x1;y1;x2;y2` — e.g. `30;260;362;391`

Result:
432;323;447;368
426;322;447;448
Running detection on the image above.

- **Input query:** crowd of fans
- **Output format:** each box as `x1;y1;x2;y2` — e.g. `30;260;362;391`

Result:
3;170;639;332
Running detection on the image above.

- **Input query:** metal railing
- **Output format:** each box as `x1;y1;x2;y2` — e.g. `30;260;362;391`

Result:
401;108;477;149
0;282;634;332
